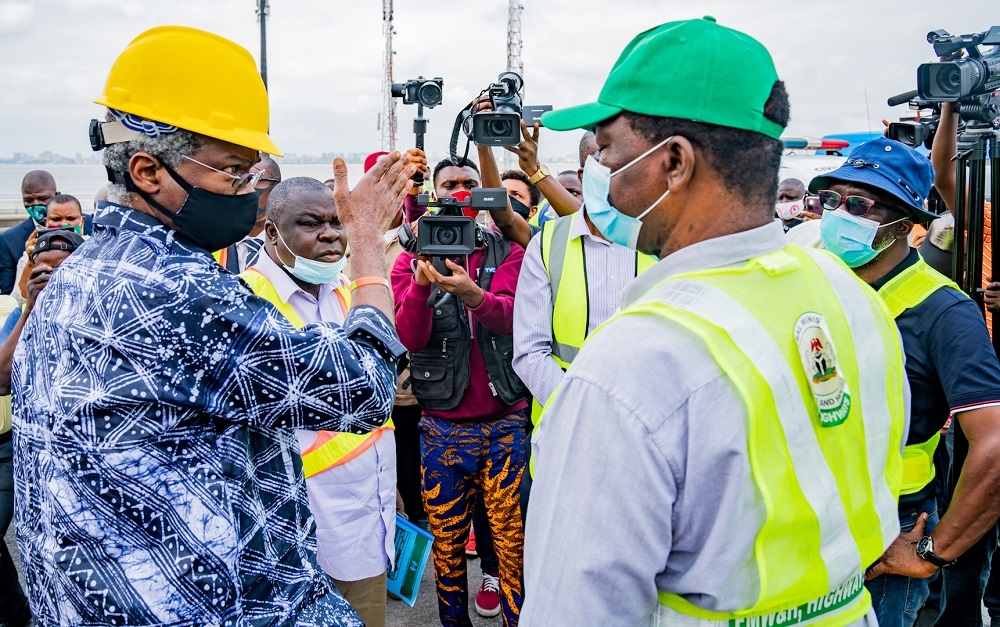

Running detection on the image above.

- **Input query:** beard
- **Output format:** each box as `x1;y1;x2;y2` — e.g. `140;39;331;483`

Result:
855;229;899;271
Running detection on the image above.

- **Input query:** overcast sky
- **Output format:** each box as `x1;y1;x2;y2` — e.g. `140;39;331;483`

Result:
0;0;993;162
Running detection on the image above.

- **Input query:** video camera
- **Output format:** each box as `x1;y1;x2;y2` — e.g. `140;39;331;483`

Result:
918;27;1000;102
448;72;551;166
391;76;444;185
398;188;508;257
467;72;524;146
887;26;1000;147
885;95;947;149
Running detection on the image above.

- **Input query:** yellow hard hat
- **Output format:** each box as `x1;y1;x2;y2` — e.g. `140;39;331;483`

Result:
95;25;282;157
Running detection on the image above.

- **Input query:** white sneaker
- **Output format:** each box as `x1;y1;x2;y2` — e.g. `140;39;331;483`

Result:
474;573;502;618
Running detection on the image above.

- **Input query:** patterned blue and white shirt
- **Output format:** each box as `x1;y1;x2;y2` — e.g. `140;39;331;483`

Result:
12;205;404;627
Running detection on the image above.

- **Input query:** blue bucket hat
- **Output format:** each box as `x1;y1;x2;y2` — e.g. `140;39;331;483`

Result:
808;137;937;223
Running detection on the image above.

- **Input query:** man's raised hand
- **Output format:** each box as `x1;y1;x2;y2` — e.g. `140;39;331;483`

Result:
332;153;416;234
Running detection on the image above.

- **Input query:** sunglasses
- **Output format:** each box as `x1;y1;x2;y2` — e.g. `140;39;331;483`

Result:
182;155;266;190
817;190;902;218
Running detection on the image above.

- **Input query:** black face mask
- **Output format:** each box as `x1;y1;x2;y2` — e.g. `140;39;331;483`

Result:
509;195;533;220
129;162;259;252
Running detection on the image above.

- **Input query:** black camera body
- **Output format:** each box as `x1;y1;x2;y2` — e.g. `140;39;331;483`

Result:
887;120;935;149
391;77;444;108
918;27;1000;102
399;188;508;257
470;72;523;146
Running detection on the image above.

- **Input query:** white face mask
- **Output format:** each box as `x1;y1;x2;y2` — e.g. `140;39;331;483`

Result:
275;228;347;285
775;200;804;221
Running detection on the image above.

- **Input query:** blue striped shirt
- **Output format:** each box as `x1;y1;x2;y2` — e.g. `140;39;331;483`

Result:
13;205;403;626
512;211;641;405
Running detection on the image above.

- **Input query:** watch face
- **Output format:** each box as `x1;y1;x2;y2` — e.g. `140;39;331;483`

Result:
916;536;931;555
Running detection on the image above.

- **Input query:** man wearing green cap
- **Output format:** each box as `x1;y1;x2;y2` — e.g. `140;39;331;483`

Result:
521;17;908;626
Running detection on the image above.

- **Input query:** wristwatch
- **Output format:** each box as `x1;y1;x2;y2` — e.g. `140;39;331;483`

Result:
527;164;550;185
916;535;958;568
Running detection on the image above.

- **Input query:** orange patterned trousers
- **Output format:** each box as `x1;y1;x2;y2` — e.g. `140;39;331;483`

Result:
419;411;526;627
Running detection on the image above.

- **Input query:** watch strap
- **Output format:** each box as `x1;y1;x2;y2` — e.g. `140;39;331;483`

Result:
527;166;549;185
917;535;957;568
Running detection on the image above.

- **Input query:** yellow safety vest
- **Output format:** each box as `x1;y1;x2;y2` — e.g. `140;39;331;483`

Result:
877;256;961;496
531;212;656;424
540;246;906;626
240;267;393;479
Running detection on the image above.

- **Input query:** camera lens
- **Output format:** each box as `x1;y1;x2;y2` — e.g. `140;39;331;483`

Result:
487;119;512;137
934;65;963;97
433;226;460;246
418;82;442;106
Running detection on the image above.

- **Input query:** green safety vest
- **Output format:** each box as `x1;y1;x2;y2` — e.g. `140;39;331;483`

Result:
240;267;393;478
531;212;656;425
540;245;906;626
877;256;961;496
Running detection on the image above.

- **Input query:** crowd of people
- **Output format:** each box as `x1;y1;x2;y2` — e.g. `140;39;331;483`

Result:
2;16;1000;627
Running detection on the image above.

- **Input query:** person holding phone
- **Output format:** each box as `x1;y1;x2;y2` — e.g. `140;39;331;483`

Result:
13;193;86;304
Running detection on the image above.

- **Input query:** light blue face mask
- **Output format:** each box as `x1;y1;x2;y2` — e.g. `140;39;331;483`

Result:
581;136;673;250
819;209;904;268
275;229;347;285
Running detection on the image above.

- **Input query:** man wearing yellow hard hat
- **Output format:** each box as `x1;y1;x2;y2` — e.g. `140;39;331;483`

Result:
11;26;415;626
522;17;909;626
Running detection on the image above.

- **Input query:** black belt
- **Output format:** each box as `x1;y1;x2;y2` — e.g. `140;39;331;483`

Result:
0;430;11;444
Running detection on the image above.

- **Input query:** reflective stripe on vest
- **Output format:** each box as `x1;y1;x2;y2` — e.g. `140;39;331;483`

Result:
531;212;657;432
651;574;867;627
547;246;904;623
540;212;656;368
240;267;392;478
877;256;959;495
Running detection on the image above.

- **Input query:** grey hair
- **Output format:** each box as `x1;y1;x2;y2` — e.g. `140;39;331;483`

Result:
266;177;334;225
102;111;200;205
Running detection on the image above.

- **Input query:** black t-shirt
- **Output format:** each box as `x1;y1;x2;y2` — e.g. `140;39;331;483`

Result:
870;248;1000;505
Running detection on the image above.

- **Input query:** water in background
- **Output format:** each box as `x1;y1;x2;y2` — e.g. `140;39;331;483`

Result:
0;163;365;213
0;160;581;214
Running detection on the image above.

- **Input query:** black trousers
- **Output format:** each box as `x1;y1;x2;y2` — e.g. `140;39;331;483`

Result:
1;436;29;625
393;404;426;523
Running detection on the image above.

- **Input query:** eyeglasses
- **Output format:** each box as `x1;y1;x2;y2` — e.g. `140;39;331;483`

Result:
255;175;280;190
817;190;901;218
182;155;265;190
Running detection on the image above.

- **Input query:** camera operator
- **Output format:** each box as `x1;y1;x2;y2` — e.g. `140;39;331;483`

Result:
391;158;528;627
923;75;1000;627
810;138;1000;627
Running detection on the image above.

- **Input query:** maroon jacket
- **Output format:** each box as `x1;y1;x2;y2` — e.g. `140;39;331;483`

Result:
392;241;528;420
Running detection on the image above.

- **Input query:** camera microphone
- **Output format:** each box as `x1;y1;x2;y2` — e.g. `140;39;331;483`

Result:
887;90;919;107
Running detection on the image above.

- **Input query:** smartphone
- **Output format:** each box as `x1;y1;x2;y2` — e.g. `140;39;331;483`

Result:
522;105;553;127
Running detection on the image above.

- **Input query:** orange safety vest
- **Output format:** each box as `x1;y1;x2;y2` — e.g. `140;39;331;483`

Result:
240;267;393;478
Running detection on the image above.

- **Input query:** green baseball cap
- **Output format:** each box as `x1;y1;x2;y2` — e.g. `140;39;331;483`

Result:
541;16;785;139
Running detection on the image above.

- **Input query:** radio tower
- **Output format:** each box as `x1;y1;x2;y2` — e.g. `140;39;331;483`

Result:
380;0;397;151
505;0;524;168
256;0;270;88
